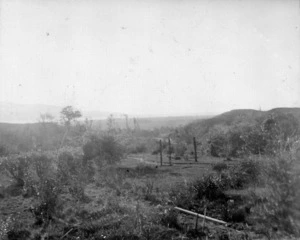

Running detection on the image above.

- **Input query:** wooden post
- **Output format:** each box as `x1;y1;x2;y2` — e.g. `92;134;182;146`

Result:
202;207;207;228
159;140;163;166
193;137;198;162
168;138;172;166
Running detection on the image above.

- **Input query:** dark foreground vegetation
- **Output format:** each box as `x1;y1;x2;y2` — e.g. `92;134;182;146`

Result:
0;107;300;239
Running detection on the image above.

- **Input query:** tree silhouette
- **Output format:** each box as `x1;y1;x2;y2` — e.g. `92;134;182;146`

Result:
60;106;82;127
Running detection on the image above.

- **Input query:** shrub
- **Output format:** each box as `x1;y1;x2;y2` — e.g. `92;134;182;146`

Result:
128;143;147;154
56;149;89;201
220;158;262;189
32;153;56;182
160;208;182;230
57;150;85;183
168;182;196;209
0;154;30;187
174;142;187;157
212;162;228;174
192;175;226;201
0;145;8;157
252;151;300;236
209;134;228;157
96;166;129;196
140;179;160;204
83;134;124;167
134;164;158;176
31;177;63;226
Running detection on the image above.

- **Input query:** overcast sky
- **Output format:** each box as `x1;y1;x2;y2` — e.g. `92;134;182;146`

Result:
0;0;299;116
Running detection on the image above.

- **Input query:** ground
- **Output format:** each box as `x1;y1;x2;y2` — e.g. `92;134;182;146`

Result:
0;153;298;239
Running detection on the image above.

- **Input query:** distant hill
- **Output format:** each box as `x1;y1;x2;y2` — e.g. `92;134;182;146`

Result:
0;102;212;125
0;102;119;123
183;107;300;139
92;115;212;131
0;102;61;123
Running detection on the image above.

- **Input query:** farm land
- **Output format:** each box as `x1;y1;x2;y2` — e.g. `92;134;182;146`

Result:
0;107;300;240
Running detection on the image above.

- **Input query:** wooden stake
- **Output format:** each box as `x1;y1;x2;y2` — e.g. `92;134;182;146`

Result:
159;140;163;166
193;137;198;162
168;138;172;166
202;208;207;228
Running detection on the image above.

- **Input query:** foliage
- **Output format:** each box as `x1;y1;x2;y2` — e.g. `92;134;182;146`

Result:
0;144;8;157
208;132;229;157
39;112;55;123
212;162;228;174
0;154;30;187
127;142;147;154
32;153;56;182
219;158;262;190
160;208;181;230
60;105;82;127
0;122;64;153
106;114;120;135
192;174;226;201
251;151;300;236
57;149;88;201
168;182;196;209
134;164;158;176
83;134;124;167
31;178;63;226
241;125;267;155
173;141;187;157
205;113;300;158
57;149;84;182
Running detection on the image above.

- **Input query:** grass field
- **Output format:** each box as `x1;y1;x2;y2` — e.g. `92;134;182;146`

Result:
1;150;299;239
0;153;236;239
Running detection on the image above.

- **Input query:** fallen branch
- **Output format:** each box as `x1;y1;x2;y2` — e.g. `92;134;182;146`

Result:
174;207;227;225
60;228;74;239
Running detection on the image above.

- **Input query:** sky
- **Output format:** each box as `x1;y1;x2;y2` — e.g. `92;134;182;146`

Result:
0;0;299;116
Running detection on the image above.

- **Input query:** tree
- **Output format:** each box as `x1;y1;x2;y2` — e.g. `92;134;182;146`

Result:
60;106;82;127
106;114;118;135
39;113;55;124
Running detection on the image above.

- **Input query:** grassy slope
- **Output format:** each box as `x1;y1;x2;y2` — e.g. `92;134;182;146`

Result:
184;107;300;139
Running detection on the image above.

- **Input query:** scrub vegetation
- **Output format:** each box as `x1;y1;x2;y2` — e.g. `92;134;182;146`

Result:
0;107;299;239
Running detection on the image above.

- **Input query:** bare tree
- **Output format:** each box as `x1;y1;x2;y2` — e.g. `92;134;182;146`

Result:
39;113;55;124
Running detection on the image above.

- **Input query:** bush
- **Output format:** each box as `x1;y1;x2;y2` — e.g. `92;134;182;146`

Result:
128;143;147;154
160;208;181;230
134;164;158;176
168;182;195;209
219;158;262;189
192;175;226;201
0;154;30;187
252;151;300;236
174;142;187;157
32;153;56;182
212;162;228;174
31;177;63;226
83;135;124;167
57;150;85;182
0;145;8;157
96;166;129;196
209;134;228;157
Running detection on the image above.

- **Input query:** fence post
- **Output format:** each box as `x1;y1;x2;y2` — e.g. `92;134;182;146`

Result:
193;137;198;162
168;138;172;166
159;140;163;166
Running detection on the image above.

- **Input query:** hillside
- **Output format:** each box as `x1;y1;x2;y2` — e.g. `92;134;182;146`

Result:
182;107;300;140
92;115;211;131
